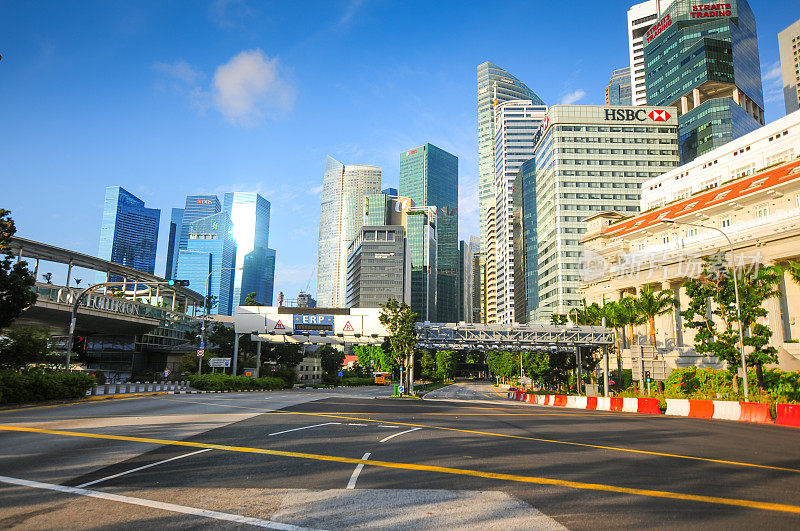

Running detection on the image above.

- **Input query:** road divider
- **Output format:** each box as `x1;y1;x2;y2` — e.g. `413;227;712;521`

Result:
665;399;771;424
776;403;800;427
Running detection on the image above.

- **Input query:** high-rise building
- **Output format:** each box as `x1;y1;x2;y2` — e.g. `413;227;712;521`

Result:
346;226;410;309
533;105;679;319
627;0;674;106
297;291;316;308
223;192;276;306
382;187;399;197
400;143;458;322
457;240;473;323
644;0;764;163
492;100;547;323
484;204;497;323
477;62;543;320
605;67;633;106
176;211;237;315
406;206;438;322
317;156;382;308
165;208;183;279
469;236;481;323
778;18;800;115
97;186;160;278
516;159;539;323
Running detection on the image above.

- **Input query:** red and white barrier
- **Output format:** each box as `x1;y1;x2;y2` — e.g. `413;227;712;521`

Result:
665;398;772;424
506;391;660;416
776;403;800;427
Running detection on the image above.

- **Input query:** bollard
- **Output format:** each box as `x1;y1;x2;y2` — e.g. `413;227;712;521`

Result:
91;385;98;396
103;384;110;395
115;384;121;394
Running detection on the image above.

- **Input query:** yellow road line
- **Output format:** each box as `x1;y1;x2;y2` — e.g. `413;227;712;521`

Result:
165;397;800;474
0;424;797;515
0;395;153;414
491;386;506;398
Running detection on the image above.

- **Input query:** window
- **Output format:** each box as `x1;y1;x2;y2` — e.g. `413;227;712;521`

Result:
662;235;670;244
720;216;731;228
687;227;698;237
755;203;769;219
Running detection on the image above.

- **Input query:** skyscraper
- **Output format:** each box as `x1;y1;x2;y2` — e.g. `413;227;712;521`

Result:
317;156;382;308
458;240;473;323
406;206;438;322
400;143;458;322
492;100;547;323
176;212;237;315
469;236;481;323
778;18;800;115
97;186;160;277
223;192;276;306
164;208;183;279
346;225;410;309
167;195;221;279
477;62;543;321
643;0;764;163
627;0;674;106
605;67;632;106
517;158;538;323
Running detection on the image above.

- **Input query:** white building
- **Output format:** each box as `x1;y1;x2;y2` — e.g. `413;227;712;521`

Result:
317;156;381;308
641;110;800;211
778;18;800;115
492;100;547;323
627;0;675;106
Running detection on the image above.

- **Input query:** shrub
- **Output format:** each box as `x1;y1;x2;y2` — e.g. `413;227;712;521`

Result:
0;368;95;404
340;377;373;387
187;374;286;391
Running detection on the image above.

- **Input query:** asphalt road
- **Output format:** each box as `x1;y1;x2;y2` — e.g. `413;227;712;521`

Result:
1;382;799;529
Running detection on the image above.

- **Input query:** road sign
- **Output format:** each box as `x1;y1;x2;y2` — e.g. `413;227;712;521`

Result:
200;341;205;348
398;385;405;393
338;371;344;377
196;349;205;357
209;357;231;368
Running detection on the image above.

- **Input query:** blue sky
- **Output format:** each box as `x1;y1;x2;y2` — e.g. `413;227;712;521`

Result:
2;0;798;299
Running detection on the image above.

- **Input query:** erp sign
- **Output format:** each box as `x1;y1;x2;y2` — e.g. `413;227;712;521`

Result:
294;314;334;333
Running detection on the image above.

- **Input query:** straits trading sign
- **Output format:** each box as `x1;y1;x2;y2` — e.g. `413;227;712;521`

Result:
56;288;142;316
691;3;731;19
646;13;672;43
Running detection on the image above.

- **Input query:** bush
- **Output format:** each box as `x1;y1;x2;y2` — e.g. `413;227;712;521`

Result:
340;377;373;387
187;374;286;391
0;368;95;404
270;365;298;387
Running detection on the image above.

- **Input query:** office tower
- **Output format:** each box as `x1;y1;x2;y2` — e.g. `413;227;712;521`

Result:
516;159;538;323
458;240;473;323
297;291;316;308
477;63;543;320
179;195;221;256
223;192;276;306
406;206;438;321
382;187;399;197
346;226;410;309
492;100;547;323
605;67;633;106
485;205;497;323
779;18;800;115
164;208;183;279
469;237;481;323
627;1;675;106
364;193;414;226
400;143;458;322
533;105;679;319
176;211;237;315
97;186;160;278
644;0;764;163
317;156;382;308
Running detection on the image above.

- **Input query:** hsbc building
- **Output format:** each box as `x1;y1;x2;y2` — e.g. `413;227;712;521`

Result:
529;105;679;320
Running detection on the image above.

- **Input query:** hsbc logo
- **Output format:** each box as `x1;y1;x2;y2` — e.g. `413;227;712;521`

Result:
604;108;671;122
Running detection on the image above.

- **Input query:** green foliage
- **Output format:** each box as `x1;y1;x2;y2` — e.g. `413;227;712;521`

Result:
379;298;418;366
569;299;603;326
0;209;38;329
340;377;373;386
635;285;676;347
187;374;285;391
419;351;437;380
550;314;568;325
0;368;95;404
270;365;298;387
318;345;344;375
486;350;519;381
435;350;456;380
0;326;55;369
242;292;263;306
662;367;800;402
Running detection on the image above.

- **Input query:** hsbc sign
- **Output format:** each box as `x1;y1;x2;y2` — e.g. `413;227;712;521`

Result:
604;108;672;122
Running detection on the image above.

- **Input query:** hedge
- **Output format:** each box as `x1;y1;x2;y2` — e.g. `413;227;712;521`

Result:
0;369;95;404
186;374;286;391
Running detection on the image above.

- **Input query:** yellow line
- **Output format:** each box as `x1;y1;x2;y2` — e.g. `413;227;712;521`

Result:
0;395;152;414
491;386;506;398
0;424;797;515
165;397;800;474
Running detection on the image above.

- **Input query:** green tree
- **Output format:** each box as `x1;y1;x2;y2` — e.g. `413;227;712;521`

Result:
318;345;344;376
243;292;263;306
419;351;436;380
486;350;519;383
617;296;644;349
0;326;53;369
379;298;418;394
635;284;676;347
570;299;603;326
550;313;568;325
435;350;455;381
787;260;800;286
0;210;37;329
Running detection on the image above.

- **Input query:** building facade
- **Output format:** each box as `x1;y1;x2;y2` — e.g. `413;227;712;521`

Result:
98;186;160;277
779;18;800;115
469;236;481;323
493;100;547;323
477;62;544;320
223;192;276;306
170;195;221;279
400;143;458;322
317;156;382;308
605;67;633;106
458;240;473;323
176;211;237;315
627;0;674;106
346;225;410;309
406;206;438;322
165;208;183;279
533;105;680;319
643;0;764;164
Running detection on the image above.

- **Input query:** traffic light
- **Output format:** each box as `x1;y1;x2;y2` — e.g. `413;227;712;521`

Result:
645;370;652;383
167;279;190;287
71;335;87;354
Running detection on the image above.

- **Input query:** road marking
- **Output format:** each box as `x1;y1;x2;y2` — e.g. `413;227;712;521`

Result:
76;448;213;488
268;422;340;436
378;425;400;428
379;427;422;443
165;399;800;474
491;386;506;398
346;452;371;489
347;423;368;426
1;425;799;515
0;395;153;415
0;475;314;530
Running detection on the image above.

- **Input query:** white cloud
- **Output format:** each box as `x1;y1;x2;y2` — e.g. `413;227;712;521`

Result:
761;61;784;103
209;0;253;28
560;89;586;105
152;59;203;85
309;184;323;195
213;49;295;126
762;61;781;82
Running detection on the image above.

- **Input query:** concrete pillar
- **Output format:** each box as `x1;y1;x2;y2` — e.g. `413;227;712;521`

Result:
681;96;689;115
17;247;22;263
232;333;240;376
66;260;73;287
171;293;176;311
692;88;700;109
732;87;741;105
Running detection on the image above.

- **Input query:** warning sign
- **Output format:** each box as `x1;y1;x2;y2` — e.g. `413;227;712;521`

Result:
342;321;354;332
274;320;285;330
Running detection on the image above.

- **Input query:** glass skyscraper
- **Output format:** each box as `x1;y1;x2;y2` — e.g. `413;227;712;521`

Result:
166;195;221;279
643;0;764;163
405;206;437;322
605;67;632;106
514;158;538;323
97;186;160;278
164;208;183;279
400;143;458;323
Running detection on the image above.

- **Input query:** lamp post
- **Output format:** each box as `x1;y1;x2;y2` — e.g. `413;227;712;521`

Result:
200;266;243;377
662;218;748;399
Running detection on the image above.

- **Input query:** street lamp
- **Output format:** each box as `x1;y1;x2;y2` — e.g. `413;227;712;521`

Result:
200;266;243;377
662;218;748;399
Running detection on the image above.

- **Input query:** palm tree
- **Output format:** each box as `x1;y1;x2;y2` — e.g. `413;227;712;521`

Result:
41;272;52;284
617;296;643;349
635;284;677;347
602;300;624;387
570;299;603;326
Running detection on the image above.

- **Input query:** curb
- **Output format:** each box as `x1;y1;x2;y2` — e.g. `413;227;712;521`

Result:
171;389;275;394
86;392;168;401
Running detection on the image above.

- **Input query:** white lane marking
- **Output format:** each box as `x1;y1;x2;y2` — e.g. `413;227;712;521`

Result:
0;475;315;530
345;452;371;490
77;449;213;488
268;422;340;436
379;427;422;443
347;423;368;426
377;425;400;428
